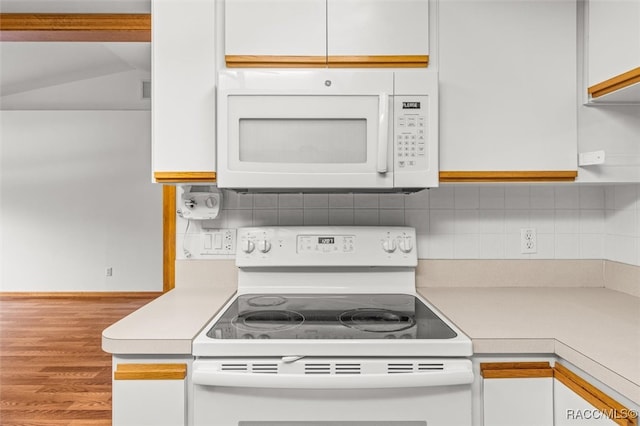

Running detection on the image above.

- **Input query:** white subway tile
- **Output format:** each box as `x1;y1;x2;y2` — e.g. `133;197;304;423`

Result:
253;194;278;209
379;193;405;209
253;209;278;226
578;210;605;235
454;234;480;259
329;209;355;226
225;210;252;229
531;233;555;259
405;209;429;234
429;210;455;234
605;235;637;264
604;186;616;210
429;187;455;209
504;210;530;234
454;210;479;234
607;210;637;236
328;194;354;209
454;186;479;209
579;234;603;259
278;193;303;209
505;233;529;259
555;234;580;259
479;187;505;209
427;234;454;259
505;186;530;209
405;190;429;209
225;192;253;210
479;210;505;234
304;194;329;209
555;186;579;209
614;184;638;210
354;194;379;209
479;234;505;259
555;210;579;234
354;209;379;225
380;209;405;226
579;186;605;209
278;209;303;226
303;209;329;225
530;186;555;209
529;210;555;234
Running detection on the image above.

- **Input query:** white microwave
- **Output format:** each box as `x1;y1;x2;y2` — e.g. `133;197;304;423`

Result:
216;69;439;191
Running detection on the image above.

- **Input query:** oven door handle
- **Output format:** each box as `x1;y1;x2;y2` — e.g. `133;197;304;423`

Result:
192;368;473;389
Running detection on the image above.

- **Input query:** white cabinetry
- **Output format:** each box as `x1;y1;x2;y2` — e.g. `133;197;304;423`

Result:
481;362;554;426
554;380;618;425
439;0;578;182
152;0;216;183
224;0;429;68
587;0;640;102
112;360;188;426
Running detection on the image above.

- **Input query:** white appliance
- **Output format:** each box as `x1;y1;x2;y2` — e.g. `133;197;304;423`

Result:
192;226;473;425
216;70;439;191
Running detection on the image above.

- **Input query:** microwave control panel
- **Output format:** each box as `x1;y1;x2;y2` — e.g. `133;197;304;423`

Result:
394;96;429;171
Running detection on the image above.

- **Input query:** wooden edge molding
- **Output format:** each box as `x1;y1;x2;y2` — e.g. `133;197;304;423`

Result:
480;362;553;379
588;67;640;99
226;55;327;68
0;292;162;298
154;171;217;183
328;55;429;68
440;170;578;182
554;364;638;426
163;185;177;293
0;13;151;42
114;363;187;380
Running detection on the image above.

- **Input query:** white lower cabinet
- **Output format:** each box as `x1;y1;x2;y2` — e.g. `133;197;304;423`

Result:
554;379;617;426
481;362;554;426
112;358;189;426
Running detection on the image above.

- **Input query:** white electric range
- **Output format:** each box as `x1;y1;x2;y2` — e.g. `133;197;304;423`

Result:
192;226;473;426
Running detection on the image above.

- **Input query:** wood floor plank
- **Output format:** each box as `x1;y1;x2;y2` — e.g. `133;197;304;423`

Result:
0;295;156;425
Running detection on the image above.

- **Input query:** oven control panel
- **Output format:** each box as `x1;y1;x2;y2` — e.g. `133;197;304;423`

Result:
236;226;417;267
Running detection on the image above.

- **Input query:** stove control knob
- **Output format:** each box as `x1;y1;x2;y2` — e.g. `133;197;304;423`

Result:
399;236;413;253
257;239;272;253
382;237;397;253
241;240;255;253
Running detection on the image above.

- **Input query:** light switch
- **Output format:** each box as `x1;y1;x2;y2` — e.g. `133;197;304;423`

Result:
214;233;223;249
204;234;213;250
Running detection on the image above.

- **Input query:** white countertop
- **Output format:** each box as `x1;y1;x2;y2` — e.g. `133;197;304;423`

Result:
417;287;640;405
102;285;639;405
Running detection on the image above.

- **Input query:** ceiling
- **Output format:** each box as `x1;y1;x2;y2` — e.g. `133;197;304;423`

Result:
0;1;151;108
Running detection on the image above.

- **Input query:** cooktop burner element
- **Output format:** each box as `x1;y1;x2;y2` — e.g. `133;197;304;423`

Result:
206;294;457;340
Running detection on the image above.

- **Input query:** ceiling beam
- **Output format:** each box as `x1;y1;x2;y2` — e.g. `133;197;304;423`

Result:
0;13;151;42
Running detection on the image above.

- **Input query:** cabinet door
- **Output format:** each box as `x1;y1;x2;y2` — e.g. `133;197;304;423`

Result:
481;362;554;426
225;0;326;67
152;0;216;184
587;0;640;101
439;0;578;182
113;363;187;426
327;0;429;67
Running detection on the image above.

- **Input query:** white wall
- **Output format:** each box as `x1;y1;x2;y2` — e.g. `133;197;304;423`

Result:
177;184;640;267
0;111;162;292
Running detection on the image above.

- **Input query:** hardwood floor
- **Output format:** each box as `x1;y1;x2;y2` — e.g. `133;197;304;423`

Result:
0;294;159;426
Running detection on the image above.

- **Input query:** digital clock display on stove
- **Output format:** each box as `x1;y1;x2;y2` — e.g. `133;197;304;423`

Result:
318;237;335;244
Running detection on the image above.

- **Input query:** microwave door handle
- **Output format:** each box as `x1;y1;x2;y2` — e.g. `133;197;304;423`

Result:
377;93;389;174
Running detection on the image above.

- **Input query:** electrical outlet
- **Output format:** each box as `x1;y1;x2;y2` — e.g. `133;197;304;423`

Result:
520;228;537;254
105;267;113;277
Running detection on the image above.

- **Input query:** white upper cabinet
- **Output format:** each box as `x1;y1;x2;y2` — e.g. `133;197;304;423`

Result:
327;0;429;66
438;0;578;182
586;0;640;103
152;0;216;183
224;0;429;67
224;0;327;67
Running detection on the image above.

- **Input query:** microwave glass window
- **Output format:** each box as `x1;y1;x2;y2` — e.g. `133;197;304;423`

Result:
238;119;367;164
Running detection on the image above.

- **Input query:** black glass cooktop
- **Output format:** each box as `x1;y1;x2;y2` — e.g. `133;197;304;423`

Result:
206;294;457;340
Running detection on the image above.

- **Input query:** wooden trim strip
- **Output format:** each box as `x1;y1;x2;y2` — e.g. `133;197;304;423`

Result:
588;67;640;99
481;362;553;379
554;364;637;426
114;363;187;380
328;55;429;68
0;292;162;298
163;185;177;293
440;171;577;182
154;171;217;183
226;55;327;68
0;13;151;42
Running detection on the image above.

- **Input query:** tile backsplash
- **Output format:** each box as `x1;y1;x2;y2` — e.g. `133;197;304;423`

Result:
177;183;640;266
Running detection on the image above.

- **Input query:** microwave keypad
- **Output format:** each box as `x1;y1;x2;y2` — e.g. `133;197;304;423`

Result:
396;102;427;170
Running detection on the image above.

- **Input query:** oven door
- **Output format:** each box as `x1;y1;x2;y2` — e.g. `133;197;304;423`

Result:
217;70;394;190
192;358;473;425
